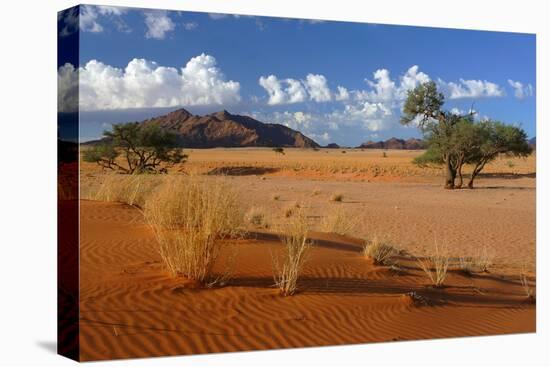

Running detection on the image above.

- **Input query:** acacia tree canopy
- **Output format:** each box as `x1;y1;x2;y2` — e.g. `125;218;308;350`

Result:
83;123;187;174
404;82;531;189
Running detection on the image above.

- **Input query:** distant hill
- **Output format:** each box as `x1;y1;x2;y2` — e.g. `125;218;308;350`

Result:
325;143;341;149
85;108;320;148
143;109;319;148
358;137;425;150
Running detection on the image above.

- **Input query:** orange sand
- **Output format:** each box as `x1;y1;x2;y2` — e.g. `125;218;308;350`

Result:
79;201;535;361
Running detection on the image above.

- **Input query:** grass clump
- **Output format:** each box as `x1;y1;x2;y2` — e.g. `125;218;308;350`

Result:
272;194;281;201
457;245;494;275
283;202;301;218
417;241;449;288
330;193;344;202
363;235;396;265
273;208;311;296
520;267;535;303
144;177;242;285
321;205;356;235
87;174;160;208
245;207;269;228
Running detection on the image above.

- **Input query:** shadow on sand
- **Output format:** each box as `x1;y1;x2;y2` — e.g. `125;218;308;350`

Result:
207;166;279;176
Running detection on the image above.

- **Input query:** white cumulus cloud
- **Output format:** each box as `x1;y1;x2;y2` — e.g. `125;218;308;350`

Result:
335;86;350;101
58;54;241;111
57;63;79;112
305;74;332;102
507;79;533;99
258;73;332;105
144;10;175;39
258;75;308;105
80;5;129;33
439;78;504;99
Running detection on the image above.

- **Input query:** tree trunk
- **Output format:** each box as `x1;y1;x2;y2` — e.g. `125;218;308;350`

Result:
456;163;463;189
467;175;475;189
468;159;488;189
444;154;455;189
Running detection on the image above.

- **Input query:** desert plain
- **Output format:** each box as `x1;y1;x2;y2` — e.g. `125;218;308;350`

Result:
75;148;535;360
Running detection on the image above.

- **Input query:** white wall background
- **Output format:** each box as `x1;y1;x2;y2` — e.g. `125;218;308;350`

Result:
0;0;547;366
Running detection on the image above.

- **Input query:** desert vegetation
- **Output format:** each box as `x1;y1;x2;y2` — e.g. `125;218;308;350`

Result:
321;205;356;235
272;208;311;296
416;240;449;287
520;268;535;303
363;235;397;266
402;82;532;189
83;122;187;174
143;177;242;285
245;206;269;228
330;193;344;202
82;173;161;208
457;245;494;275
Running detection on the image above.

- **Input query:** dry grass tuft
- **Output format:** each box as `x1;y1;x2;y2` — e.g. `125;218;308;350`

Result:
144;177;242;285
330;193;344;202
520;267;535;303
86;174;160;208
417;241;449;287
271;194;281;201
273;208;311;296
283;202;301;218
362;235;397;265
457;245;494;275
245;207;269;228
312;188;322;196
321;205;356;235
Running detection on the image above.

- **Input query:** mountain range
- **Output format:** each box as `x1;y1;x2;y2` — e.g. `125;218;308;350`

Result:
357;137;425;150
85;108;435;150
141;108;320;148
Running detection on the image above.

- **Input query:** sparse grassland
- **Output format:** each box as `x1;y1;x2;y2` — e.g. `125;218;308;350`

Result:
82;173;161;208
115;147;535;183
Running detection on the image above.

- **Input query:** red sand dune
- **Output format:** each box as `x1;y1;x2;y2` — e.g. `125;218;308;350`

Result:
79;200;535;361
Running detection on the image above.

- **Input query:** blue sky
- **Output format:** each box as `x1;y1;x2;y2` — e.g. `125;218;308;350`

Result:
58;5;536;145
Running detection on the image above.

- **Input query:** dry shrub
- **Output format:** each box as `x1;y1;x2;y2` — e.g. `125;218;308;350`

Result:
520;267;535;303
474;245;494;273
144;176;242;285
245;207;269;228
321;205;356;235
273;208;311;296
312;188;322;196
363;235;396;265
417;241;449;287
272;194;281;201
283;201;301;218
88;174;160;207
457;245;494;275
330;193;344;202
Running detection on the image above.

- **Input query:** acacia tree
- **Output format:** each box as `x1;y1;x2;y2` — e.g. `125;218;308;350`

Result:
83;123;187;174
401;81;470;189
466;120;531;188
413;116;531;189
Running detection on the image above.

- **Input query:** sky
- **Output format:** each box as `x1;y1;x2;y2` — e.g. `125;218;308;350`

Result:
58;5;536;145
